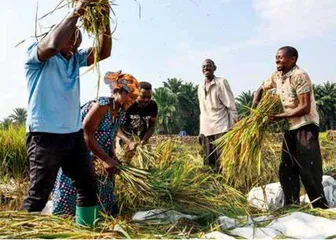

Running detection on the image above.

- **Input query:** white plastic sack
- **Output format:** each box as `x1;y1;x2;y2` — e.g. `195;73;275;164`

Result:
132;209;196;223
253;215;275;223
267;212;336;239
233;215;275;228
218;215;238;230
248;176;336;210
41;200;53;215
247;182;284;211
229;227;281;239
300;175;336;207
204;231;236;240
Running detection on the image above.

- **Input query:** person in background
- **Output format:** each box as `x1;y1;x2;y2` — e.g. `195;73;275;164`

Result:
52;71;139;216
22;0;112;226
252;46;328;209
198;59;238;172
118;81;158;146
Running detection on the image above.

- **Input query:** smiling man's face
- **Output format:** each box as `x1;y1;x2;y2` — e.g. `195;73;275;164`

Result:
202;59;216;79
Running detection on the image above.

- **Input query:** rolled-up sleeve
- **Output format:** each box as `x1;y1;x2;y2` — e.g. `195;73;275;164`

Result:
293;72;311;95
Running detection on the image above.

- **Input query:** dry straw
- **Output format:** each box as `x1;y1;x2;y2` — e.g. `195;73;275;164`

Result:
70;0;116;98
115;140;248;218
215;92;283;190
27;0;117;98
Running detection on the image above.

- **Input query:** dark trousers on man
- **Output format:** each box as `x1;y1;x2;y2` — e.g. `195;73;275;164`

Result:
279;124;328;209
21;130;98;212
201;133;224;172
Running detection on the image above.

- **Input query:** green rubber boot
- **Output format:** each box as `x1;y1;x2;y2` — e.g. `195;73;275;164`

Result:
75;205;100;228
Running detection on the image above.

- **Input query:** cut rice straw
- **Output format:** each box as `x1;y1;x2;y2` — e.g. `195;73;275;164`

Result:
0;211;124;239
115;140;249;218
214;91;283;191
69;0;116;98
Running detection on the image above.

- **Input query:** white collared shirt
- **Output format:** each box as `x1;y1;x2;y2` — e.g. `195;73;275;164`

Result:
198;77;238;136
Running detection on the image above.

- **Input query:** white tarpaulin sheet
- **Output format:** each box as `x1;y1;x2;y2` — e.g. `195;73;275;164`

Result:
267;212;336;239
248;176;336;210
132;209;196;222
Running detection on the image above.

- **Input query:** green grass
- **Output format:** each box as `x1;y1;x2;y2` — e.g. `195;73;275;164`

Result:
0;125;27;179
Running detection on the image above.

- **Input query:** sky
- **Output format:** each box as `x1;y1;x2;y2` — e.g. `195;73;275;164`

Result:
1;0;336;120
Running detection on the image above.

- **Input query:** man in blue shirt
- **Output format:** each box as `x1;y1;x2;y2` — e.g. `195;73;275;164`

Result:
21;0;113;224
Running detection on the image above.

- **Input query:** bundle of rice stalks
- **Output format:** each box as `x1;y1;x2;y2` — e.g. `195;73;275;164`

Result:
70;0;115;97
116;141;248;219
117;143;158;169
0;210;216;239
94;159;155;195
117;164;154;196
94;158;157;213
0;211;133;239
37;0;116;98
74;0;113;35
149;156;248;218
215;92;283;191
155;140;185;163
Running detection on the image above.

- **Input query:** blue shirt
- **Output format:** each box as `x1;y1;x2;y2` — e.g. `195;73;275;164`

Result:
25;43;88;133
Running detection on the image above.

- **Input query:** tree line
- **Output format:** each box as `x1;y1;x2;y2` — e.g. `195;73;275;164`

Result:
1;81;335;134
153;79;336;135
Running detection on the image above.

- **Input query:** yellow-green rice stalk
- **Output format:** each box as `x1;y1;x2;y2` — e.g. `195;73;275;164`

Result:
215;92;283;191
70;0;115;98
0;211;126;239
0;125;27;179
117;142;158;169
116;141;248;218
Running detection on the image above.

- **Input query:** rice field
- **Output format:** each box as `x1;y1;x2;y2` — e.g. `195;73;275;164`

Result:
0;124;335;238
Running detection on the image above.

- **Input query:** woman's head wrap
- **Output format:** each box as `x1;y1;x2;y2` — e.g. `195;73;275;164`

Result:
104;71;140;100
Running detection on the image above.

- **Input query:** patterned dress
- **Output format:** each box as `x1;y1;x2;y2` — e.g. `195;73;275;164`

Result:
51;97;126;216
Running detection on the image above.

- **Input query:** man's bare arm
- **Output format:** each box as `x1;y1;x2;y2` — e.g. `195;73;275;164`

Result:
37;1;89;61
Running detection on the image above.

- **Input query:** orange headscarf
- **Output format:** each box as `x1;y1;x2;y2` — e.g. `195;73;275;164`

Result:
104;71;140;100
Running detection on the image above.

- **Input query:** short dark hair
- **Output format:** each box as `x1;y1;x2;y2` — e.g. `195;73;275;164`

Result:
279;46;299;62
139;81;152;91
203;59;217;71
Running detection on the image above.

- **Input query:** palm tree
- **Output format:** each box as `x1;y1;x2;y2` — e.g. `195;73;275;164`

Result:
163;78;183;93
162;79;200;135
314;82;336;130
236;90;254;118
153;87;180;134
178;82;200;135
320;82;336;130
0;117;13;130
9;108;27;125
313;84;326;129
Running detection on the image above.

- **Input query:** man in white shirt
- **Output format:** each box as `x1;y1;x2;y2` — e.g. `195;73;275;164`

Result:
198;59;238;172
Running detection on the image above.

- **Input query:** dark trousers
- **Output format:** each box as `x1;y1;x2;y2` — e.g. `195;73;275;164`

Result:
21;130;98;212
279;124;328;209
201;133;224;172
